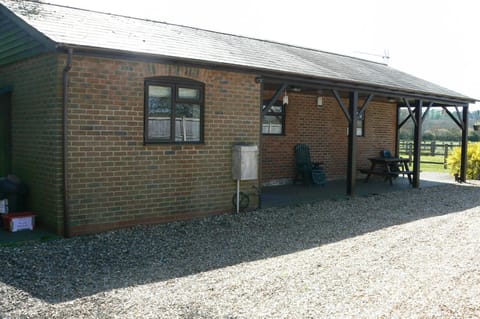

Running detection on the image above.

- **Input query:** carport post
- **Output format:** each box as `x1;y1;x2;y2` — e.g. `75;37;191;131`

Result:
346;91;358;195
412;100;423;188
460;105;469;182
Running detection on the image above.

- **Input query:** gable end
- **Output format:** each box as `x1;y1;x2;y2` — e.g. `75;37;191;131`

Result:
0;8;54;66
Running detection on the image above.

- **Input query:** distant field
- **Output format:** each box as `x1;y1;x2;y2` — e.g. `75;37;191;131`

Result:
399;140;458;173
402;154;450;173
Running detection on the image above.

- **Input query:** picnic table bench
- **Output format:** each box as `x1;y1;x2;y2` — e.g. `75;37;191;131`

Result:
360;157;413;185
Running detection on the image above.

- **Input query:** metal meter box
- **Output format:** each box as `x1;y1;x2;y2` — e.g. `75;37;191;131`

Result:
232;145;258;180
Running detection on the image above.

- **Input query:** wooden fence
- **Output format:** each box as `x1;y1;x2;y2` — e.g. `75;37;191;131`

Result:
399;140;461;168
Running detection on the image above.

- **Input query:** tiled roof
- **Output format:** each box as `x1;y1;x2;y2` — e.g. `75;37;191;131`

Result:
0;0;475;102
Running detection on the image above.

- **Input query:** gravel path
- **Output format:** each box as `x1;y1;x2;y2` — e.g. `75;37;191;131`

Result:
1;182;480;318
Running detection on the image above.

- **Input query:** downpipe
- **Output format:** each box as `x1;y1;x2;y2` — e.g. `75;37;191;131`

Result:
62;48;73;237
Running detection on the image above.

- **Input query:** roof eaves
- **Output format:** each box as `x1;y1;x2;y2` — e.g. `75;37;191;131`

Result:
55;43;476;105
257;73;477;105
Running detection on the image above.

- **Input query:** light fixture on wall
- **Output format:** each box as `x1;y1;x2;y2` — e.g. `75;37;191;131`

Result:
317;96;323;108
283;89;289;106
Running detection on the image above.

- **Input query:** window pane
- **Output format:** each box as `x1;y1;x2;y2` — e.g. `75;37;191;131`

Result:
175;103;201;142
262;105;283;113
148;86;172;139
148;118;171;139
262;115;283;134
269;105;283;113
150;85;171;96
148;86;172;115
178;87;200;100
356;119;364;136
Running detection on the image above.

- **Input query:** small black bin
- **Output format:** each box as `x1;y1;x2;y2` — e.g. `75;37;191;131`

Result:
0;175;28;213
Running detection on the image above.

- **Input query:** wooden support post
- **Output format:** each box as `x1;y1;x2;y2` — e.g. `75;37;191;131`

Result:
346;91;358;195
412;100;423;188
403;99;417;127
257;80;264;208
460;105;469;182
443;144;449;169
332;89;351;122
442;106;463;128
421;103;433;123
262;83;288;115
395;105;400;157
357;93;374;118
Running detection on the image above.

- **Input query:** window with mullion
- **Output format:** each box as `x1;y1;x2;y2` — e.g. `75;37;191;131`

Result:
145;77;204;144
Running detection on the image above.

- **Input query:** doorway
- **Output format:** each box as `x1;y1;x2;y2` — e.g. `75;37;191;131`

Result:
0;92;12;176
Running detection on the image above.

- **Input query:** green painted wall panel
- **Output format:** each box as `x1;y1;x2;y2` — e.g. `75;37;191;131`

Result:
0;11;49;66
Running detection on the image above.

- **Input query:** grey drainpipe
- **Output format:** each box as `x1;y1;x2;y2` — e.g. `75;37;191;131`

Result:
62;48;73;238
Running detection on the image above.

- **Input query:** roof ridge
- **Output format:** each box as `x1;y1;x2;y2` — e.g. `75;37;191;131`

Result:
23;0;387;67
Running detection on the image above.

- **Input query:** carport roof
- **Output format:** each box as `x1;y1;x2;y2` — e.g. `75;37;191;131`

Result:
0;0;476;104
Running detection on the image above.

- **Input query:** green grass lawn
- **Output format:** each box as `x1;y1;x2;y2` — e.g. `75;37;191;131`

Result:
399;153;451;173
399;140;461;174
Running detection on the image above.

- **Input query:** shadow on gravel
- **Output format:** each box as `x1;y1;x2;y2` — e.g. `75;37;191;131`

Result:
0;183;479;304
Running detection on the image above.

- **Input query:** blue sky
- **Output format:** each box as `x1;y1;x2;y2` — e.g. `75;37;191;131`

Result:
49;0;480;108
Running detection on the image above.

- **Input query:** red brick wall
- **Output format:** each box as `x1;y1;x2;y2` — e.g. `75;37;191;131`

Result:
0;54;64;232
66;55;261;235
0;52;398;235
261;93;396;184
357;100;398;169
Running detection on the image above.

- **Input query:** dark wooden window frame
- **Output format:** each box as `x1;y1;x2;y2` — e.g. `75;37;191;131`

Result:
356;112;365;137
262;99;286;135
144;76;205;144
346;112;365;137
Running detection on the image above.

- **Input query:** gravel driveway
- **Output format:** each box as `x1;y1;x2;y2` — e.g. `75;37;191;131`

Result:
1;182;480;318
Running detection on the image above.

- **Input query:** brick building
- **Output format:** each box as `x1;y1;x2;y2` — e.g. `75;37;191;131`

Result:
0;1;475;236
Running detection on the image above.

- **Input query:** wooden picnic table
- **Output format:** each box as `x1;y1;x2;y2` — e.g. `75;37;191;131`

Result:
360;157;413;185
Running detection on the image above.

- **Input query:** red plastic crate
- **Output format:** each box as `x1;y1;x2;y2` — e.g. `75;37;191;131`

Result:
2;212;36;232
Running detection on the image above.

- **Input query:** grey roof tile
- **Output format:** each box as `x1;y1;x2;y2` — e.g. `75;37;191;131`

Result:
0;0;475;102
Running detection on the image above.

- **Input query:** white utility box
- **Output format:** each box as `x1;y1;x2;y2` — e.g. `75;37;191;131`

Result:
232;145;258;181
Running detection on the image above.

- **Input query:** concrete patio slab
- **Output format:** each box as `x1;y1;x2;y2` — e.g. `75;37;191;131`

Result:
261;172;455;208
